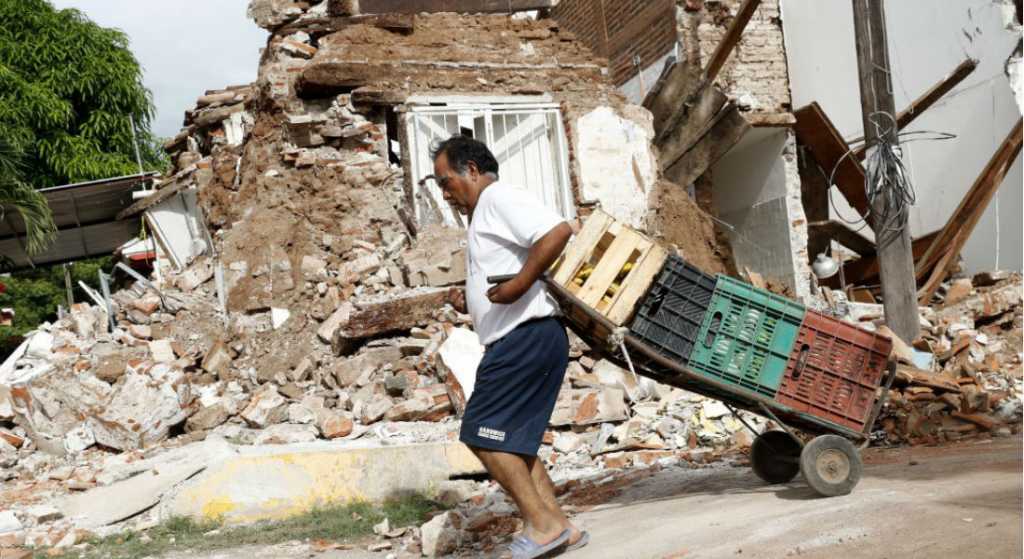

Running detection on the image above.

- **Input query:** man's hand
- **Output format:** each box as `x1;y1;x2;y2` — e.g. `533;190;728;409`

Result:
486;275;531;305
486;222;572;306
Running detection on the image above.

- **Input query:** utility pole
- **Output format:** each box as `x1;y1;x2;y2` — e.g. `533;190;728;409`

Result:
852;0;920;343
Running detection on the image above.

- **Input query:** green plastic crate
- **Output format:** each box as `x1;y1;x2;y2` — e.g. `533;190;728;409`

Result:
687;275;806;398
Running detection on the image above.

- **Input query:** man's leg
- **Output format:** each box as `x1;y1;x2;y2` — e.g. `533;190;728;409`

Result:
526;456;582;544
472;447;566;544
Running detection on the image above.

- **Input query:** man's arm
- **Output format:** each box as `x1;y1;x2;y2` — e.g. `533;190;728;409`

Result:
487;222;573;305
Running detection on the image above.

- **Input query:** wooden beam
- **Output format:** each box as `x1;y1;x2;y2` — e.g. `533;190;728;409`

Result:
915;118;1024;280
916;118;1024;303
853;58;977;160
336;0;556;15
703;0;762;85
853;0;919;343
643;60;704;138
793;102;872;223
656;86;728;170
662;102;750;187
650;0;760;144
807;220;875;257
836;229;939;286
798;146;831;259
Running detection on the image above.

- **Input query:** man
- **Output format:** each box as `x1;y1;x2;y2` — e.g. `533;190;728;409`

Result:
429;135;587;558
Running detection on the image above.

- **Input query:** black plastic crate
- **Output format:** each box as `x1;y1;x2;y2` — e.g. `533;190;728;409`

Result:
628;254;718;364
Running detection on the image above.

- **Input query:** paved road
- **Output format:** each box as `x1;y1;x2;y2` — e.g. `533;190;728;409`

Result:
166;435;1022;559
566;435;1022;559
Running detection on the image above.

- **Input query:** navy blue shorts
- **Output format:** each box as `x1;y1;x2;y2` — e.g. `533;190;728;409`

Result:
459;317;569;456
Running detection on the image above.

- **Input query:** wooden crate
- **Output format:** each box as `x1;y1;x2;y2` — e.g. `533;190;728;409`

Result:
550;209;668;326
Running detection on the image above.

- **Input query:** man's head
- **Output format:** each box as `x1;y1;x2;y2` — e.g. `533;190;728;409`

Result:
429;135;499;215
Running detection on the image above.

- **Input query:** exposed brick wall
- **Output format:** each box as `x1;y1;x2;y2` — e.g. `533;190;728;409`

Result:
677;0;792;114
551;0;678;86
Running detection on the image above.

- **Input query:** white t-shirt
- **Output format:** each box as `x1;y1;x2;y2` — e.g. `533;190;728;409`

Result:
465;180;565;346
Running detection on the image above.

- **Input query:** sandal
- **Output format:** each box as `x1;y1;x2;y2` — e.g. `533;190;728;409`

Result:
566;531;590;552
509;528;571;559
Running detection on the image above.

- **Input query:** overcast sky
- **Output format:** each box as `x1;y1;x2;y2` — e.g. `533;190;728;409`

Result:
49;0;268;139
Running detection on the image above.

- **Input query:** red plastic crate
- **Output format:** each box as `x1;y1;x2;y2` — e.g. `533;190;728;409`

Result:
775;310;892;432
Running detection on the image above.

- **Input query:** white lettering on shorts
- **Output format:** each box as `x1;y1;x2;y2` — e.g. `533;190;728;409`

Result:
477;426;506;442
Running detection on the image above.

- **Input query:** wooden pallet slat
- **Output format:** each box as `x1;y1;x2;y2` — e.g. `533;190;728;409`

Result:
577;227;642;307
551;209;668;326
607;242;669;325
551;210;613;284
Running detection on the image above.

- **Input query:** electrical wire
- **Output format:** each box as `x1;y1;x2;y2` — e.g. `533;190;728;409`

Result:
862;112;917;244
824;125;958;243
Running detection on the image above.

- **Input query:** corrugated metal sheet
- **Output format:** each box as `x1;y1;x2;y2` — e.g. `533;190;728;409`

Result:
0;173;156;270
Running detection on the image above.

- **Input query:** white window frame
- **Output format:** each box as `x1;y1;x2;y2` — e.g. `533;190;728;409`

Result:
405;100;575;227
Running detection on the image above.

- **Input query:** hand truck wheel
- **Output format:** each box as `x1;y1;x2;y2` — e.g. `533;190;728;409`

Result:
800;434;863;497
750;430;802;484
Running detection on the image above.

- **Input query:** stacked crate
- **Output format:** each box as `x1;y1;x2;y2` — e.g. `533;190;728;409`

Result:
554;210;892;434
627;259;890;431
688;276;806;398
774;310;892;431
549;209;668;327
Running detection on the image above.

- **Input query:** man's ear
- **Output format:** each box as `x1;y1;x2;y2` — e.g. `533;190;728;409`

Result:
466;161;480;180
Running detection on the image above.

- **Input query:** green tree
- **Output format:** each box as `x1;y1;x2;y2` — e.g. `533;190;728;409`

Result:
0;0;166;187
0;0;168;354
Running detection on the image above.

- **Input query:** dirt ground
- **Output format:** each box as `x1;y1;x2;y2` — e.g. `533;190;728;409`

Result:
164;435;1022;559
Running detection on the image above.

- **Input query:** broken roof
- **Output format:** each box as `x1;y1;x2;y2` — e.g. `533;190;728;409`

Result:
0;172;155;271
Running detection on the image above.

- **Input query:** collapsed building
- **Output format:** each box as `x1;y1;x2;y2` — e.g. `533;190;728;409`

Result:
0;0;1021;555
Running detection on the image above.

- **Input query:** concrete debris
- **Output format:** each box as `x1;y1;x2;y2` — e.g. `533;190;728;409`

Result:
240;384;288;428
148;340;177;364
253;423;319;444
872;274;1023;445
0;511;22;534
420;511;462;558
89;369;192;452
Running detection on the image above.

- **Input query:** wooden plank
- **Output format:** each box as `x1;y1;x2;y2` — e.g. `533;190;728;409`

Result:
703;0;762;85
577;228;643;308
852;58;977;160
951;412;998;430
662;102;749;187
836;229;939;286
551;210;613;285
853;0;919;343
916;119;1023;279
346;0;556;14
606;244;668;326
793;102;871;224
799;145;832;259
656;86;729;171
644;60;704;138
807;220;875;257
917;119;1023;303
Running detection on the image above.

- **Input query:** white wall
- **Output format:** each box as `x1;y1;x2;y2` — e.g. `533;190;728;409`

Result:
781;0;1023;273
575;106;659;229
711;128;812;299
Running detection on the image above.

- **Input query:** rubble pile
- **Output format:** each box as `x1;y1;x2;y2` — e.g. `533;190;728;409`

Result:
0;0;740;550
874;273;1023;444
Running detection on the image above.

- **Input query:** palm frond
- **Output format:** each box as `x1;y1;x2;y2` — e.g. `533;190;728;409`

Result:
0;175;57;254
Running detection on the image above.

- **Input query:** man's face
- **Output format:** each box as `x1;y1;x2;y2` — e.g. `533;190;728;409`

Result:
432;152;475;215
